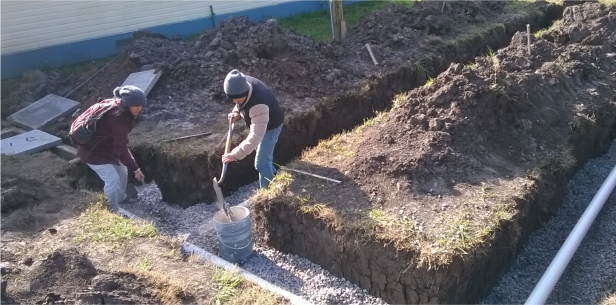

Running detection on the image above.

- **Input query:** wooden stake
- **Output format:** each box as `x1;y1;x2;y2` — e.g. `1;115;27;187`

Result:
365;44;379;65
161;132;213;143
527;24;532;56
330;0;345;41
441;0;446;13
279;166;341;184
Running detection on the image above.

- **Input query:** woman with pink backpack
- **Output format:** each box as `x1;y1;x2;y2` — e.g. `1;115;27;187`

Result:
73;85;146;212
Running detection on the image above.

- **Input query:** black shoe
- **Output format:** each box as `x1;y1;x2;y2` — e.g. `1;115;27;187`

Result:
120;198;139;205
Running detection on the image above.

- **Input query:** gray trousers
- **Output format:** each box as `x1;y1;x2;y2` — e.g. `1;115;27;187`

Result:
87;161;128;212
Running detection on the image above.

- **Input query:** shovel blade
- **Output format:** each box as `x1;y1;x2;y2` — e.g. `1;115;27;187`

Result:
213;178;233;221
134;178;154;194
213;177;226;211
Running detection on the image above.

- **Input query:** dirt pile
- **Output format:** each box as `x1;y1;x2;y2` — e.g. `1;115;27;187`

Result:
0;70;74;119
1;1;562;206
252;3;616;304
347;1;616;210
2;248;161;304
124;17;346;125
341;1;507;68
73;1;521;128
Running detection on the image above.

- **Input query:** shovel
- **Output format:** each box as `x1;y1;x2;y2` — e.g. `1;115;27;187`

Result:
213;120;235;221
134;177;155;195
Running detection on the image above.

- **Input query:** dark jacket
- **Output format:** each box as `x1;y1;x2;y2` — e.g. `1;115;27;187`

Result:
230;76;284;160
77;106;139;172
239;76;284;130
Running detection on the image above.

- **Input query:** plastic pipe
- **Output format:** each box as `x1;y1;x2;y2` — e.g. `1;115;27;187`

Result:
525;165;616;305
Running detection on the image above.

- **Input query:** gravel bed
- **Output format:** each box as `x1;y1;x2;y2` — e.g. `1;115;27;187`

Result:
122;182;386;305
123;139;615;305
483;139;616;304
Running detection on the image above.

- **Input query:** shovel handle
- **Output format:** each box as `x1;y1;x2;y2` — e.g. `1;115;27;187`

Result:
224;121;234;154
216;121;235;184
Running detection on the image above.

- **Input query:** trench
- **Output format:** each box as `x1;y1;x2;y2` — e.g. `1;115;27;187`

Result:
254;111;616;304
60;2;597;304
249;3;616;304
129;3;563;207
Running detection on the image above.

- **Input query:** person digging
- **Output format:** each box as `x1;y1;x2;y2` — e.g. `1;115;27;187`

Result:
222;69;284;189
76;85;147;212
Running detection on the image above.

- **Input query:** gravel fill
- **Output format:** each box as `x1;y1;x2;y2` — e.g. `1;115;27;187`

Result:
122;182;386;305
484;138;616;304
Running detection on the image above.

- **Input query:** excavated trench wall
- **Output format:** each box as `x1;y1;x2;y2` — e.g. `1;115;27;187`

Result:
251;4;616;302
253;101;616;303
131;5;563;207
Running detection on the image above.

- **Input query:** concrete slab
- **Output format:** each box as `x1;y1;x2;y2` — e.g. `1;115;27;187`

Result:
1;129;62;156
7;94;80;130
51;144;78;161
121;69;162;96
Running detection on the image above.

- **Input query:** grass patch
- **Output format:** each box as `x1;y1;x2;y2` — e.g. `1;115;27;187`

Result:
424;76;434;87
278;0;416;42
213;268;244;304
212;267;286;305
534;29;546;38
299;110;386;165
59;55;115;75
599;0;616;6
122;265;188;305
76;198;157;244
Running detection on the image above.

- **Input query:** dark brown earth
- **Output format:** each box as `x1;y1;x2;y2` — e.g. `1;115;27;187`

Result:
349;2;616;217
4;248;164;305
252;2;616;304
0;2;611;305
0;153;284;305
1;1;563;206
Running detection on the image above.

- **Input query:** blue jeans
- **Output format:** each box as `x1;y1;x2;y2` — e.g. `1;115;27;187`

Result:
255;124;282;188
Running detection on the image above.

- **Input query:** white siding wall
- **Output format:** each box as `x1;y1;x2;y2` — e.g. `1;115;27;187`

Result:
1;0;292;55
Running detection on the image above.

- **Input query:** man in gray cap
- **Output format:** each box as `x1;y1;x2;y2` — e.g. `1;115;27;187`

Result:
222;69;284;188
76;85;147;212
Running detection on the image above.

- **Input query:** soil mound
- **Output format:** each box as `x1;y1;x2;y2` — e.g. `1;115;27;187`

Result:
5;248;162;304
123;17;344;125
346;2;616;209
71;1;519;129
340;1;507;70
28;248;97;296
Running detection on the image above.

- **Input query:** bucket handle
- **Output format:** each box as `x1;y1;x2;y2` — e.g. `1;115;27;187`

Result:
217;234;253;250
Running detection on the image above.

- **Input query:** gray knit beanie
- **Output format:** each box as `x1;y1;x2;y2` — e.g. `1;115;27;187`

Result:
113;85;147;107
224;69;250;99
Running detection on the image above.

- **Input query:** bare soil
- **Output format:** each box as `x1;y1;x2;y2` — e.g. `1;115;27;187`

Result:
252;2;616;304
83;1;558;207
1;1;562;206
0;152;286;305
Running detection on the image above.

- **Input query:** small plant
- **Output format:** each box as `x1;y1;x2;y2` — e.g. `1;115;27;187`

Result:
300;203;328;214
486;46;495;58
391;92;409;110
533;29;546;38
424;76;434;87
213;268;244;304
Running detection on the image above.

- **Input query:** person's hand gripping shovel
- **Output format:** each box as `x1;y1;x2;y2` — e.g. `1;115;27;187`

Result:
213;120;235;222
